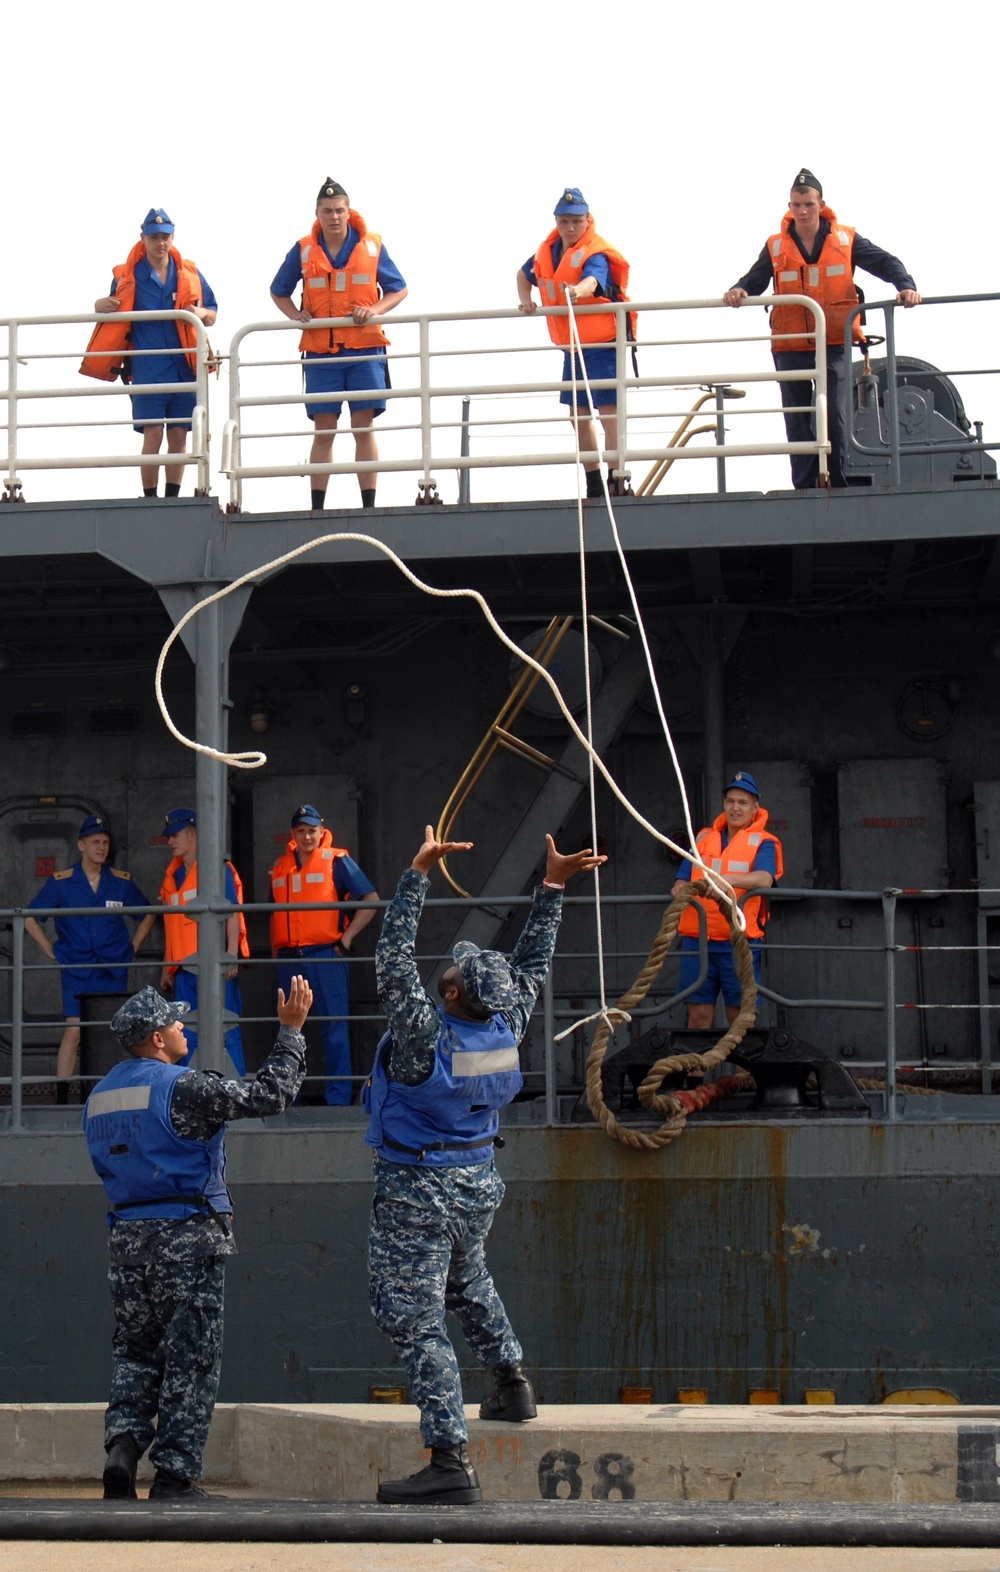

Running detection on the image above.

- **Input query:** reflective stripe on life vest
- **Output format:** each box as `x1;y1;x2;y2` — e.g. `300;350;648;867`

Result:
297;214;389;354
532;218;634;347
767;205;863;354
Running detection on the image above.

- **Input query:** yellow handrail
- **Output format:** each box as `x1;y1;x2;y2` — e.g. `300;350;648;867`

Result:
435;616;575;896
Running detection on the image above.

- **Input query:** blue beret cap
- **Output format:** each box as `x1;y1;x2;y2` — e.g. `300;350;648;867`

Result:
111;986;190;1051
452;941;519;1013
163;806;196;834
79;815;110;838
291;803;323;827
554;187;589;216
723;771;760;797
141;208;174;234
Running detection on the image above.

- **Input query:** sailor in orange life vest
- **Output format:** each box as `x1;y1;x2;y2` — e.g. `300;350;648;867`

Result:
724;169;920;489
270;177;408;512
517;187;633;499
158;808;249;1075
672;772;783;1030
270;803;380;1105
84;209;217;499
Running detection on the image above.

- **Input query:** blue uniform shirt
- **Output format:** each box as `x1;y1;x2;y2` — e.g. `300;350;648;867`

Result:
29;863;150;966
110;257;218;383
270;228;407;304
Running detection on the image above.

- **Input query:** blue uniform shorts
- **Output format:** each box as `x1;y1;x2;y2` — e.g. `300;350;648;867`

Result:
678;937;763;1008
560;346;618;409
130;388;197;434
61;965;129;1018
304;349;388;420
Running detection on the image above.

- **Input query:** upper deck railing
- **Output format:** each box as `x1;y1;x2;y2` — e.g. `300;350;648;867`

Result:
3;294;995;510
1;311;212;499
0;299;831;508
221;297;829;510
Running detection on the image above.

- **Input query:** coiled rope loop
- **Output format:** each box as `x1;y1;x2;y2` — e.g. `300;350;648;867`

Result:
584;879;758;1150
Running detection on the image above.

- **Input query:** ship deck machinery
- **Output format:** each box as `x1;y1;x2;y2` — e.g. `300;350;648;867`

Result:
2;326;1000;1410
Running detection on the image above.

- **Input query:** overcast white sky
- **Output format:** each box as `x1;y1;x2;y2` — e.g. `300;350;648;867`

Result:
3;1;997;511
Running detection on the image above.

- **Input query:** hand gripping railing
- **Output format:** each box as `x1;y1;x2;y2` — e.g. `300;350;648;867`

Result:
221;296;829;511
1;312;212;500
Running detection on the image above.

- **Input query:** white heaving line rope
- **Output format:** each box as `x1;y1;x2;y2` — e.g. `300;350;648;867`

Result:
154;317;743;1044
548;295;743;1043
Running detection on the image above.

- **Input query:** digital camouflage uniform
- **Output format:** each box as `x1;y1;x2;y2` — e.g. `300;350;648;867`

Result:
98;1018;306;1480
369;867;563;1447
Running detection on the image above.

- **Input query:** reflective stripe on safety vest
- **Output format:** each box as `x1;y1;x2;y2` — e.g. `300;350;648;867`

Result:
80;241;204;382
532;219;633;347
767;206;863;354
677;807;783;942
270;829;351;950
298;214;389;354
159;856;250;969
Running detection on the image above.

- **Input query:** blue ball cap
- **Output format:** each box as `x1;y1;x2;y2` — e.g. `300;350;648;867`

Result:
554;187;589;216
723;771;760;798
141;207;175;234
163;806;196;835
79;814;110;839
290;803;323;827
452;940;519;1013
112;986;190;1052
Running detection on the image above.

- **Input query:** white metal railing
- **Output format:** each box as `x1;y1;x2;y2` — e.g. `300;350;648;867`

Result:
222;297;829;510
0;302;829;509
1;312;212;499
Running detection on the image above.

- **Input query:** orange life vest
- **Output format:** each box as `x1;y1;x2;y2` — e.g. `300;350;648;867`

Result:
80;241;204;382
297;214;389;353
767;206;863;354
677;807;783;942
533;218;634;347
160;857;250;972
270;829;352;951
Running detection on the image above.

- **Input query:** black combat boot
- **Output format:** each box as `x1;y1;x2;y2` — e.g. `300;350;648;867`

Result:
148;1469;221;1501
479;1362;537;1422
102;1432;140;1499
376;1443;482;1505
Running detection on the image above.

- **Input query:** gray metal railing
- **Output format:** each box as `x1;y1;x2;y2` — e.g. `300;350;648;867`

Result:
3;883;1000;1130
844;292;1000;485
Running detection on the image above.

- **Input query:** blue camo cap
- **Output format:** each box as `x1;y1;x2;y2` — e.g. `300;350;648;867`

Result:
452;941;519;1012
163;806;196;834
290;803;323;827
79;814;110;838
141;207;174;234
111;986;190;1051
724;771;760;797
554;186;588;216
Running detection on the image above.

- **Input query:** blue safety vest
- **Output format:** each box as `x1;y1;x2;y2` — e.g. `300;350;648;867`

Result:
364;1014;523;1166
84;1057;231;1225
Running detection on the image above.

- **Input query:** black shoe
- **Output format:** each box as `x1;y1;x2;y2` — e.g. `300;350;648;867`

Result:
376;1443;482;1505
103;1433;140;1500
479;1362;538;1422
148;1469;220;1501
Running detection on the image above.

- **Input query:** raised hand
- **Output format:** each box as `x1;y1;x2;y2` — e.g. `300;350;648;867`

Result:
544;833;608;885
411;824;474;874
